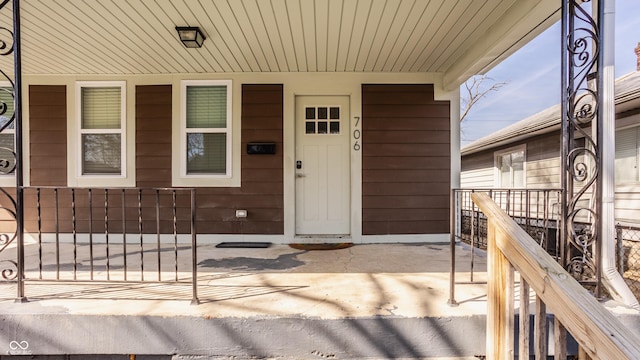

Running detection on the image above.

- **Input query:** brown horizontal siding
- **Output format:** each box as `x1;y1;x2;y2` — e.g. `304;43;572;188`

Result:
363;143;450;157
362;84;450;235
365;130;450;144
29;85;67;186
24;84;284;237
193;84;284;235
23;188;193;234
363;221;449;235
363;170;450;183
364;117;450;130
363;209;449;222
362;156;450;170
363;182;450;196
136;85;172;188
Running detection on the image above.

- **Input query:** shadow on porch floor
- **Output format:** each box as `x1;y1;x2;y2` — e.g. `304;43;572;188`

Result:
0;243;494;359
0;243;489;318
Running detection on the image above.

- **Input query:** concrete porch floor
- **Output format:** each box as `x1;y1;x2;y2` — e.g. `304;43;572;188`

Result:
0;242;491;313
1;242;639;359
0;240;555;360
0;242;493;359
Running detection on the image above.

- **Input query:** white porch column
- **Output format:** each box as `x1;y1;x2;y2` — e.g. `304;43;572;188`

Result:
448;88;461;189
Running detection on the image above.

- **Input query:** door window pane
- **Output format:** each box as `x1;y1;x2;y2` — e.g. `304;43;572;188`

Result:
306;107;316;120
330;107;340;119
318;107;328;119
306;121;316;134
318;122;328;134
330;121;340;134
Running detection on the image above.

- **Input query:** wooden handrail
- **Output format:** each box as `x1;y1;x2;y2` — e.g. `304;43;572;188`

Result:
472;192;640;359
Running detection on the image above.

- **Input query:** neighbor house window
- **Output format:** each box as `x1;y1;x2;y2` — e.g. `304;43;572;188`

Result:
0;85;14;178
181;80;232;177
77;81;126;176
615;125;640;184
495;145;525;188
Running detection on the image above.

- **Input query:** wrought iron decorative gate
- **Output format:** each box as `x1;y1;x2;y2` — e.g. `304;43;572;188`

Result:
561;0;604;294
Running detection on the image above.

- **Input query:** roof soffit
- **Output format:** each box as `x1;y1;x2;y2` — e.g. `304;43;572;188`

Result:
0;0;556;90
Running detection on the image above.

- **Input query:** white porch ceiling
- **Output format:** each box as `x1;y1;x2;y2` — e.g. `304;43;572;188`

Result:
0;0;559;89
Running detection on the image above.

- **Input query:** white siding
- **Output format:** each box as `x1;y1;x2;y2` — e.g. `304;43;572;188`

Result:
461;168;493;188
526;158;561;188
615;188;640;223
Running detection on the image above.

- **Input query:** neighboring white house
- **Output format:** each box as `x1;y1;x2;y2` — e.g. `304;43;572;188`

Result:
461;69;640;224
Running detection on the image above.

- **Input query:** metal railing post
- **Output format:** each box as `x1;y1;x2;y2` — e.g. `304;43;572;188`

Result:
13;0;26;303
191;189;199;305
448;188;458;306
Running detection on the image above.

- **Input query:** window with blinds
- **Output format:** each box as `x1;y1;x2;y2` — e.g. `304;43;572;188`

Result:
0;86;14;176
182;81;231;176
78;83;125;176
615;126;640;184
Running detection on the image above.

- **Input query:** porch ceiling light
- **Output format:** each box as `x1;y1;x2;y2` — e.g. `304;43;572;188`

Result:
176;26;206;48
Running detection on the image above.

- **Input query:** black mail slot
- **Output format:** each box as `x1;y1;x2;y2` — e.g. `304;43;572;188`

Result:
247;142;276;155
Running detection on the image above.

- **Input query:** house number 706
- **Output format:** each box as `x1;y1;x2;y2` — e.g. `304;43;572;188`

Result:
353;116;361;151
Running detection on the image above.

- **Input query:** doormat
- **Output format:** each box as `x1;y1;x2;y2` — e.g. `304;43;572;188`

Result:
216;242;272;248
288;243;353;251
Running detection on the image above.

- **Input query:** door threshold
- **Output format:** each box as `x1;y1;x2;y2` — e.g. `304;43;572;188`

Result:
294;235;351;243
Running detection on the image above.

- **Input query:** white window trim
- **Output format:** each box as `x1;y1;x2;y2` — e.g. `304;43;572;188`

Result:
493;144;526;188
75;81;127;180
179;79;233;179
0;81;15;187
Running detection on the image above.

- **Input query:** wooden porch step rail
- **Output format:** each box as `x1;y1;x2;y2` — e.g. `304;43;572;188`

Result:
471;193;640;359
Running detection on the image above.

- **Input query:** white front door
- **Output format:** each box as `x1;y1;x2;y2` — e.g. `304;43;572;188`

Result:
295;96;350;235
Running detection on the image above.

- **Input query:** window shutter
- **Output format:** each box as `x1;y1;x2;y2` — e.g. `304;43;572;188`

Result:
615;127;639;184
81;87;121;129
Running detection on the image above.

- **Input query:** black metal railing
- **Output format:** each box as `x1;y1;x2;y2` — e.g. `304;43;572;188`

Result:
448;188;563;305
0;187;199;304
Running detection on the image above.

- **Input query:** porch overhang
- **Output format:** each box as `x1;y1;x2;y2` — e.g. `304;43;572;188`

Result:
0;0;559;90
